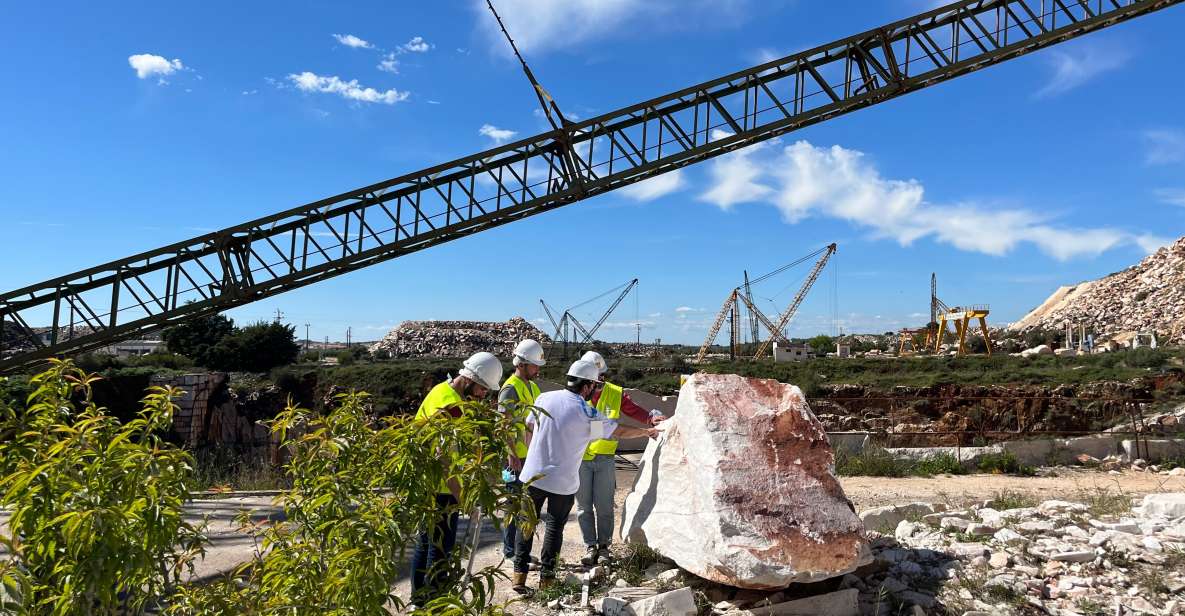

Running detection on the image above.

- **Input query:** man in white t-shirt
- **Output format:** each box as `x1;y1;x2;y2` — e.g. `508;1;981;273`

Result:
511;359;656;594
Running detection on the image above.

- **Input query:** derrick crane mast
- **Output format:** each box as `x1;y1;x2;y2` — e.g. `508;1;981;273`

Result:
743;270;759;346
753;244;837;360
3;0;1182;373
694;246;832;364
540;278;638;358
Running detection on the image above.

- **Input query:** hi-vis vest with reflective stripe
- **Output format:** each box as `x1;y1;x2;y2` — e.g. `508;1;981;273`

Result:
416;381;464;494
501;374;541;458
584;382;623;458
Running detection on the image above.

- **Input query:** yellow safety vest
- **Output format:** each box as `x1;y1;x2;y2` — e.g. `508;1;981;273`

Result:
416;381;464;494
584;382;623;459
501;374;541;458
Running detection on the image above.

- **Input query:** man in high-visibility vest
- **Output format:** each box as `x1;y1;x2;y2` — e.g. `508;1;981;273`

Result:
510;359;657;594
411;351;503;605
575;351;666;566
498;339;546;561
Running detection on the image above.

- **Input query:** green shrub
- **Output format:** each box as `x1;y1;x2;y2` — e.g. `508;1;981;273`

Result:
836;447;967;477
835;447;915;477
169;391;528;614
913;452;967;476
977;451;1036;476
0;360;204;614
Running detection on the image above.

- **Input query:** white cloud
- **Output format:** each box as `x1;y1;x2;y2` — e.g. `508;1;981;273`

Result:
128;53;184;79
674;306;701;313
698;140;1154;261
620;169;685;201
1135;234;1173;254
698;143;773;209
1144;129;1185;165
1154;188;1185;207
333;33;373;49
401;36;432;53
1034;43;1129;98
287;72;410;104
476;0;749;54
241;89;258;96
377;52;399;73
479;123;517;144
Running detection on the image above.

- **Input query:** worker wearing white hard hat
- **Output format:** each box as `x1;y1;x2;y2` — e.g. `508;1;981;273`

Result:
575;350;666;567
498;339;546;562
510;360;657;594
411;351;503;604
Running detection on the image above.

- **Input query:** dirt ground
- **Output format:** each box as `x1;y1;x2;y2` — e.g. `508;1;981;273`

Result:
396;459;1185;613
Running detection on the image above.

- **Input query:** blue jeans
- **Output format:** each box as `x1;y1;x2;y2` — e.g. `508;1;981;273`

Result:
411;493;459;603
502;475;522;558
576;454;616;547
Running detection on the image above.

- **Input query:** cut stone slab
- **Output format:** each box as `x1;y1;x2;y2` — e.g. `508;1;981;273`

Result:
628;587;697;616
1139;493;1185;518
621;373;870;589
859;503;937;533
746;589;859;616
1051;550;1096;563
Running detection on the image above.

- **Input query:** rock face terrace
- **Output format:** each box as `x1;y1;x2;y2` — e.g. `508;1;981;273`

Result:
621;373;870;589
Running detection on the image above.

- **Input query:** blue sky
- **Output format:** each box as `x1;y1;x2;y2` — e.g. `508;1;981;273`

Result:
2;1;1184;345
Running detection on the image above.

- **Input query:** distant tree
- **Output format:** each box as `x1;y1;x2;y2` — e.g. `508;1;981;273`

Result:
212;321;301;373
162;313;235;366
808;334;835;356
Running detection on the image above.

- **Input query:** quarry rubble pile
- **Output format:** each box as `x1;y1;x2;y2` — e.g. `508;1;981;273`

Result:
368;317;551;358
548;492;1185;616
1009;236;1185;344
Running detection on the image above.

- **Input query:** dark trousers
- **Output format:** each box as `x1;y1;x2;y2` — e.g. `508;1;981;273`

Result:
514;485;575;578
411;493;460;603
502;476;522;558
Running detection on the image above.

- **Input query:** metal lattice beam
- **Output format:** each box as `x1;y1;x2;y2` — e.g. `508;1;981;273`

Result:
2;0;1181;372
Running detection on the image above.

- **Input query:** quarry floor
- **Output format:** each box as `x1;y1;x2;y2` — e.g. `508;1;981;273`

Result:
2;460;1180;612
178;460;1185;611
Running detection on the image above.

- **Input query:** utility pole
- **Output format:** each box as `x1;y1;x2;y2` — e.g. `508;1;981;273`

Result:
274;308;284;323
304;323;310;351
635;322;641;345
346;326;352;347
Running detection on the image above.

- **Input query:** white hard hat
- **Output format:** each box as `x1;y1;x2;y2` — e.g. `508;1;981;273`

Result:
460;352;503;390
512;339;546;367
566;359;603;383
580;350;607;375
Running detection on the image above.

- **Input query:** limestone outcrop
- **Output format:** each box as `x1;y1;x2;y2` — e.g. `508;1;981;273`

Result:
620;373;870;589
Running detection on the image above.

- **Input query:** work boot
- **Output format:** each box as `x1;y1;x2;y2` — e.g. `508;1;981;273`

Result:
597;544;612;563
539;576;556;591
580;544;600;566
511;572;530;595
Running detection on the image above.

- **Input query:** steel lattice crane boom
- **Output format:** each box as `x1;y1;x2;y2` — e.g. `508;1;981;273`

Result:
693;248;828;364
540;278;638;358
753;244;838;360
2;0;1182;373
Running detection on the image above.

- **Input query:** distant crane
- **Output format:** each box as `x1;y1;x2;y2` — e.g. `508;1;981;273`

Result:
695;244;837;363
541;278;639;358
922;272;992;356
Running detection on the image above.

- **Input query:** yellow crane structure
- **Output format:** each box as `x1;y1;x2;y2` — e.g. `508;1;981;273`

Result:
933;304;993;356
897;328;928;355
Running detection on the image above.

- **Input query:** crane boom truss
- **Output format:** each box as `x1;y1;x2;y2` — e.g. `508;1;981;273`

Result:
753;244;837;360
2;0;1181;372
